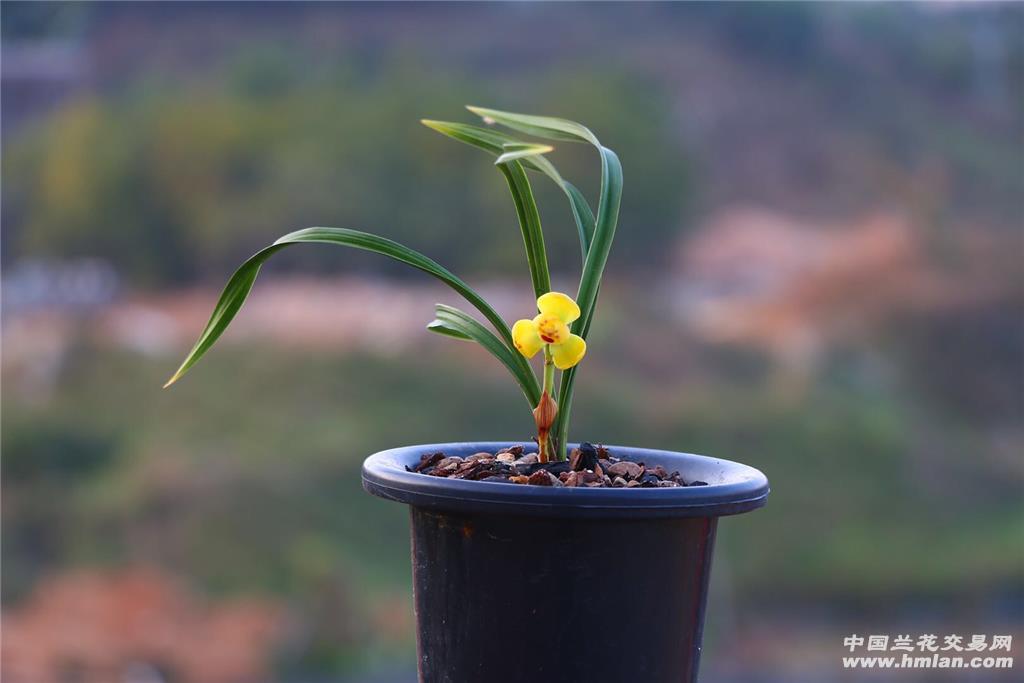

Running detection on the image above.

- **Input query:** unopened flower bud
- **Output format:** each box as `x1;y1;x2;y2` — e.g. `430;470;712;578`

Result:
533;393;558;432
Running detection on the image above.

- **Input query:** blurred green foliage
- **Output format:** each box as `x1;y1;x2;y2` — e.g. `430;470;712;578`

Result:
7;2;1022;289
5;54;689;286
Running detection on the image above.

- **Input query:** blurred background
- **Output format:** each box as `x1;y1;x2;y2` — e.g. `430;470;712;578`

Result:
2;2;1022;682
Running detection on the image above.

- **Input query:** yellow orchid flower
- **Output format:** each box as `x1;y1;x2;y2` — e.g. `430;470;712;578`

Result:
512;292;587;370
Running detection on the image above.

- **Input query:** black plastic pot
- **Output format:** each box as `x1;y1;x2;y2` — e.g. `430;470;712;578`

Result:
362;442;769;683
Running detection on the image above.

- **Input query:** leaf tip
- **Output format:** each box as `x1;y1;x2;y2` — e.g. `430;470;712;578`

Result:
494;144;554;165
163;363;189;388
466;106;494;125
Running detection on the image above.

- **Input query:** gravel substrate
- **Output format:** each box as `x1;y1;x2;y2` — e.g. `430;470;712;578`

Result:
406;443;708;488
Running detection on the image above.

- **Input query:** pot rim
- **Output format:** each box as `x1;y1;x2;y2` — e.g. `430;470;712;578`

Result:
362;441;769;519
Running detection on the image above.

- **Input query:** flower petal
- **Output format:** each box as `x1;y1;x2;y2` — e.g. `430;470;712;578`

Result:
550;334;586;369
537;291;580;324
512;319;544;358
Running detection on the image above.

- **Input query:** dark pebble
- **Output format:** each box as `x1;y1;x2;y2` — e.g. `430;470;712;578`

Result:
519;460;571;476
545;460;572;476
571;442;601;472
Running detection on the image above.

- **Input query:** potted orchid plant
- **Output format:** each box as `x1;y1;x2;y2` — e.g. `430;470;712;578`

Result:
166;107;769;683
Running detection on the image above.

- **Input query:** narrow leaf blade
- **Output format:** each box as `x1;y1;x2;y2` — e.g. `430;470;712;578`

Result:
467;106;600;146
165;227;516;386
496;161;551;299
426;319;472;340
564;181;596;256
434;304;541;407
554;146;623;456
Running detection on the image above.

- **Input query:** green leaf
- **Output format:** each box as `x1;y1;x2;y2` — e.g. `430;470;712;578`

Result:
466;106;600;146
498;144;594;256
496;161;551;299
564;180;596;258
164;227;516;387
433;304;541;407
553;147;622;457
494;142;554;165
421;119;525;157
423;119;595;260
426;319;472;341
572;147;622;337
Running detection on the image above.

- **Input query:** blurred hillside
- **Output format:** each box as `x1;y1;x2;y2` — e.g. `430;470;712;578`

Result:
2;3;1023;683
3;3;1021;285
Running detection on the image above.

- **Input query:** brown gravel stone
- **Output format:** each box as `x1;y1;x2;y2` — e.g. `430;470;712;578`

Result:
409;451;445;473
435;456;462;469
527;469;555;486
607;461;643;480
568;448;583;471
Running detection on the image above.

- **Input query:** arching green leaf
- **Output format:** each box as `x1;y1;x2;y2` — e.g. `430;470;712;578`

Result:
165;227;515;387
432;304;541;408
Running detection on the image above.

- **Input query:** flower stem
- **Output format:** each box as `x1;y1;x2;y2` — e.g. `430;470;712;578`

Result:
535;346;558;462
543;346;555;399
